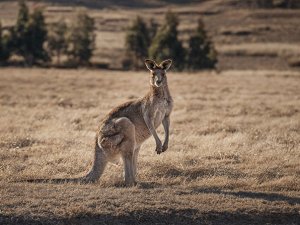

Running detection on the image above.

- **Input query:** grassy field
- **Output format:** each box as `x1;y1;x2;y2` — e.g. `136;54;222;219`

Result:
0;68;299;224
1;0;300;70
0;1;300;224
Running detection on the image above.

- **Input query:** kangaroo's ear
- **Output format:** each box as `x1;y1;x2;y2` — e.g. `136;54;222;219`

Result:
145;59;157;71
159;59;172;71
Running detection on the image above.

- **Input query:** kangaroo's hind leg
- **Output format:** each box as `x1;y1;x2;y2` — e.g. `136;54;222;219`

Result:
133;147;140;177
114;117;137;187
122;151;135;187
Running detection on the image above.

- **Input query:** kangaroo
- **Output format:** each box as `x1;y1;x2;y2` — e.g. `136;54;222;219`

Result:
24;59;173;187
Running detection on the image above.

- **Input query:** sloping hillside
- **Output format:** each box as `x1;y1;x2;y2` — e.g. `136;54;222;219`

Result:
0;0;299;70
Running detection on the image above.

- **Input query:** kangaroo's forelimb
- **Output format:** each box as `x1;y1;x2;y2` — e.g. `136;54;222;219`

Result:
143;112;163;154
162;115;170;152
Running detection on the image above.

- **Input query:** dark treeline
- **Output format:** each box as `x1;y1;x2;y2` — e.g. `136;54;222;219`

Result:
0;0;217;70
243;0;300;8
0;0;95;67
124;11;217;71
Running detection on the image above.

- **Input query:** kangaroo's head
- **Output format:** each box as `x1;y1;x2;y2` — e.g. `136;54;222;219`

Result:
145;59;172;88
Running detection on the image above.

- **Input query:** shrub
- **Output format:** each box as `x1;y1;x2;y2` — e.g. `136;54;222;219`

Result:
121;56;134;70
13;0;30;62
287;57;300;67
149;18;158;41
187;18;217;70
47;19;68;65
272;0;300;8
27;8;49;63
254;0;273;8
13;1;48;65
0;22;11;64
124;16;150;69
149;11;185;71
67;12;95;65
246;0;300;8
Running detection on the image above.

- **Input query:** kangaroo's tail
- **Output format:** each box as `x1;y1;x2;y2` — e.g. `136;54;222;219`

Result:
17;142;108;184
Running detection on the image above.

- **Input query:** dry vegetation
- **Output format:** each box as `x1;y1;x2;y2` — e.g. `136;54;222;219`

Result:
0;68;299;224
1;0;300;70
0;0;300;224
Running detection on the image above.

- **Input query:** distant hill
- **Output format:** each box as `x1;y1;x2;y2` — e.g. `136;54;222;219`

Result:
1;0;299;70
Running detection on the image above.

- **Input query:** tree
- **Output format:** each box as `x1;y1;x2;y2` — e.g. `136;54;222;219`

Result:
15;0;29;37
149;18;158;41
47;20;68;65
187;19;217;70
124;16;150;69
13;0;29;62
27;8;49;64
13;1;48;65
0;22;11;63
272;0;300;8
67;12;95;65
249;0;300;8
149;11;185;71
255;0;273;8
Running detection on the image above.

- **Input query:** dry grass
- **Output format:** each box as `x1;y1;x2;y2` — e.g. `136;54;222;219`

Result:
0;68;299;224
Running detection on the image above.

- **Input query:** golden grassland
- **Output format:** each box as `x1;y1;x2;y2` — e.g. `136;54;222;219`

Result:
1;0;300;70
0;68;299;224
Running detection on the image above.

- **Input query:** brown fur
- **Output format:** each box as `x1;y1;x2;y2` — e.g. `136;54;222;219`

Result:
86;59;174;186
23;59;173;187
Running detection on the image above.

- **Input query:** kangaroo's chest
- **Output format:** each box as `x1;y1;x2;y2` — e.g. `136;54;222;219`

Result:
153;98;173;128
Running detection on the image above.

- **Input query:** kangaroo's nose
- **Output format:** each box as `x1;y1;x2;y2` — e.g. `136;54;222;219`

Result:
155;76;161;83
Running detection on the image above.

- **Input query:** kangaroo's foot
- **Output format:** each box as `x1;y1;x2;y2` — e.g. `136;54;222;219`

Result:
155;141;163;154
162;143;168;152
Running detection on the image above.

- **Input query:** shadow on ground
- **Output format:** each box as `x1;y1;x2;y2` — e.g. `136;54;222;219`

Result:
225;190;300;206
1;209;299;225
191;188;300;206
